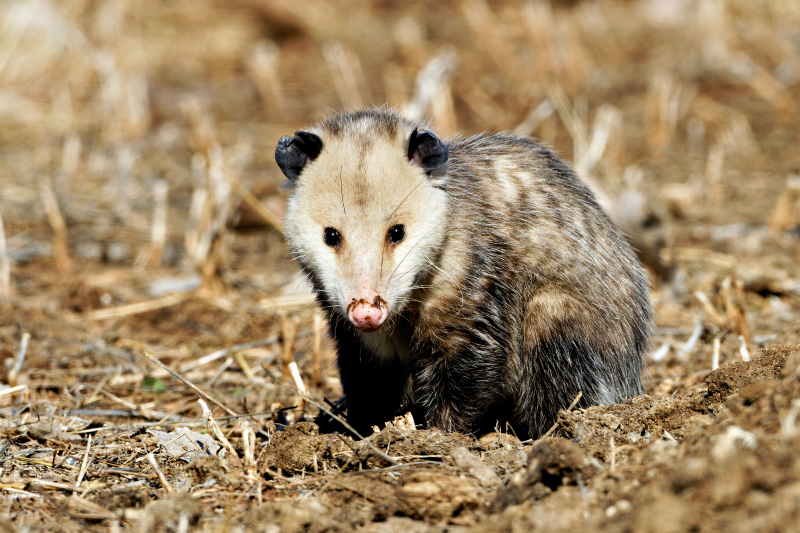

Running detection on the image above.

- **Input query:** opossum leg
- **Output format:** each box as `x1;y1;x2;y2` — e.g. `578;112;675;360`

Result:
415;335;510;435
331;325;410;436
516;334;614;438
516;292;618;438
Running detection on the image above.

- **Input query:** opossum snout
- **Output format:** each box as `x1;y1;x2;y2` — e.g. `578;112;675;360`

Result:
347;296;388;332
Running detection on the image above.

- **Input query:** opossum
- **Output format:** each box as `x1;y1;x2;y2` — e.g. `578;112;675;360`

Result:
275;108;652;439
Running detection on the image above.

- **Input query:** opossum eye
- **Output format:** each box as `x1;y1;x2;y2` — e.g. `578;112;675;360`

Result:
323;227;341;247
387;224;405;244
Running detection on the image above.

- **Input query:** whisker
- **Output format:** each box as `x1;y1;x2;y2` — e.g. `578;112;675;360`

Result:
386;226;439;285
339;167;346;216
385;176;427;222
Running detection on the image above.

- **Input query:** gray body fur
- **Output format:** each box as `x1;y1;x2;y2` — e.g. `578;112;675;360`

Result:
280;109;652;439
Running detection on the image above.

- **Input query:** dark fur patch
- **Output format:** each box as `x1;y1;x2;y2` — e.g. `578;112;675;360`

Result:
319;108;402;139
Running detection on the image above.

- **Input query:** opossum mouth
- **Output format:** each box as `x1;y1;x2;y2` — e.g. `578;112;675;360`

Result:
347;296;389;332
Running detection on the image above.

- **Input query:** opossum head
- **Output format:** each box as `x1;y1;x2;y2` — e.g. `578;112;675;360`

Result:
278;110;449;333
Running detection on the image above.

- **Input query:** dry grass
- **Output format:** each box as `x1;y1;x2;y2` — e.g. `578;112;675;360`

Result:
0;0;799;530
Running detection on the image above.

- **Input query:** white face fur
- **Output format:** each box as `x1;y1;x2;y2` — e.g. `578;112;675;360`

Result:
284;123;449;333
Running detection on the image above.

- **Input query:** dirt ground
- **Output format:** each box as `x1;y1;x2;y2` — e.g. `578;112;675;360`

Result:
1;0;800;531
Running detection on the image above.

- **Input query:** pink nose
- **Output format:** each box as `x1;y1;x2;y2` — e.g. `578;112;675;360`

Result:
347;297;388;332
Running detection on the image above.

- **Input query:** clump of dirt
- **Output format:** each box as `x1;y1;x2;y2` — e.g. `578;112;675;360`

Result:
705;344;790;402
493;437;600;511
257;421;346;475
365;427;478;467
136;495;203;533
257;422;481;475
556;390;714;463
184;453;246;492
599;433;800;533
85;485;153;512
234;498;348;533
242;345;800;532
720;349;800;435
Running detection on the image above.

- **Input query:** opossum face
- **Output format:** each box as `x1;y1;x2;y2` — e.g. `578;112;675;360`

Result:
278;115;449;333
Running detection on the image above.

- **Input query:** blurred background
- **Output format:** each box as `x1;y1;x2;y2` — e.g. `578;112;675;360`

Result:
0;0;799;420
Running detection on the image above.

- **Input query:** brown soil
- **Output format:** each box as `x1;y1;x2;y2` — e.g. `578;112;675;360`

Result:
1;0;800;531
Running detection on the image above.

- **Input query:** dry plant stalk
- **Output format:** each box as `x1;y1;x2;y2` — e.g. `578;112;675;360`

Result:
39;179;71;273
576;103;622;178
312;313;324;386
0;210;10;301
645;72;695;153
199;148;231;294
694;291;727;330
246;40;284;109
768;175;800;233
178;337;279;373
225;175;284;234
323;41;368;109
198;398;240;464
734;279;752;346
541;391;583;439
75;435;92;489
183;101;278;288
650;343;670;363
143;351;240;418
676;320;704;361
515;99;555;137
259;293;317;312
719;277;752;348
381;412;416;432
392;17;426;67
704;143;725;211
114;147;135;223
738;335;750;362
185;155;210;265
7;332;30;387
729;52;795;112
146;453;175;494
548;82;588;160
182;102;231;292
234;351;254;379
280;314;299;381
523;1;555;76
430;79;458;137
86;293;189;321
720;277;737;324
0;384;29;401
241;421;258;480
781;400;800;435
461;86;511;129
461;0;519;80
288;361;307;418
60;134;81;183
66;497;116;521
136;179;169;268
403;47;459;135
716;115;758;157
86;384;162;420
383;64;408;108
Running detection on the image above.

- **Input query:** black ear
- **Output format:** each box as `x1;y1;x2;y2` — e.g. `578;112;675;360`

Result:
275;131;324;181
407;128;449;175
